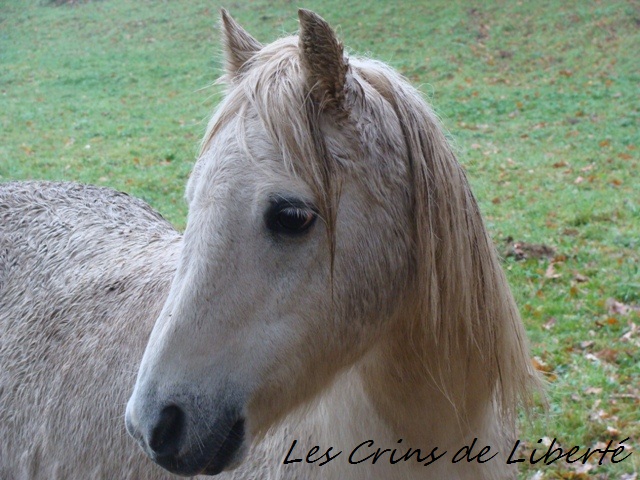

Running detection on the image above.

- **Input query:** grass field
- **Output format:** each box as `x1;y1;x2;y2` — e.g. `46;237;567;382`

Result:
1;1;638;478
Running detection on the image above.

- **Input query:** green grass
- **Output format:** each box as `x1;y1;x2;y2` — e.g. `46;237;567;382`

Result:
1;1;638;478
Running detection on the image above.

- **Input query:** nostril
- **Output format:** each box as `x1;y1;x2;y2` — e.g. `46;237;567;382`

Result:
148;404;185;458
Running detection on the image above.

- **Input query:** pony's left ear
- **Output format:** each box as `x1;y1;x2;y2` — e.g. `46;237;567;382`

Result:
220;8;262;79
298;9;348;110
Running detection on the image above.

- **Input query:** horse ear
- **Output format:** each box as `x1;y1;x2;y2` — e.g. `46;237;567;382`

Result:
220;9;262;78
298;9;348;109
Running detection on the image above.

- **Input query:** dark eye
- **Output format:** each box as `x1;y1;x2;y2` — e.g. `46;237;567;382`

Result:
266;199;317;235
276;207;316;231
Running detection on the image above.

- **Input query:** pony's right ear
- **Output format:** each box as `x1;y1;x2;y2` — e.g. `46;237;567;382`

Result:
220;9;262;79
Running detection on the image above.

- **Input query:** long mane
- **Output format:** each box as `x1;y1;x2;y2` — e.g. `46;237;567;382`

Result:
351;59;540;419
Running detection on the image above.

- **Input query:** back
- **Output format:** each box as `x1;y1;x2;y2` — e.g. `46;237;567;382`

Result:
0;182;181;479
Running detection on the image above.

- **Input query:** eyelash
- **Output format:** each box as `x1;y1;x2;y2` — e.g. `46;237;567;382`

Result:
265;200;317;235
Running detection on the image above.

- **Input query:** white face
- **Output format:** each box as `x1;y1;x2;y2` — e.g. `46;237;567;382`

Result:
125;74;411;475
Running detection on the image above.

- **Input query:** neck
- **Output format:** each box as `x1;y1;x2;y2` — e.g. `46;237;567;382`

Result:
234;326;517;480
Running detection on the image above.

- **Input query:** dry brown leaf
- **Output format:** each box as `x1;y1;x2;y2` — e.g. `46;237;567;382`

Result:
573;273;589;283
504;239;555;261
607;298;640;315
590;410;609;422
545;263;561;279
595;349;618;363
606;425;620;437
532;356;553;373
620;321;639;346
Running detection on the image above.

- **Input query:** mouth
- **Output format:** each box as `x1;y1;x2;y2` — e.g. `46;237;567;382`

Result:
153;417;246;476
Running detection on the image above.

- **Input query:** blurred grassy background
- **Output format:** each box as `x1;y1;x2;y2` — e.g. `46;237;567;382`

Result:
1;1;638;478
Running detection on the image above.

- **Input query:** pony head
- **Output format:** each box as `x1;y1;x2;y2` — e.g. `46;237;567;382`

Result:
126;9;535;476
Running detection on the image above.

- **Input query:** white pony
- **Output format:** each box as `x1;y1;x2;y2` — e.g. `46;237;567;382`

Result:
1;10;539;480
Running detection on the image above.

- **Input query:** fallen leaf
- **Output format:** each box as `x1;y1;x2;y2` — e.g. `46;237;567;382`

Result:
573;273;589;282
532;356;553;373
595;349;618;363
606;298;640;315
590;410;610;422
585;353;600;363
545;263;561;279
504;239;556;260
606;425;620;437
620;321;639;345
